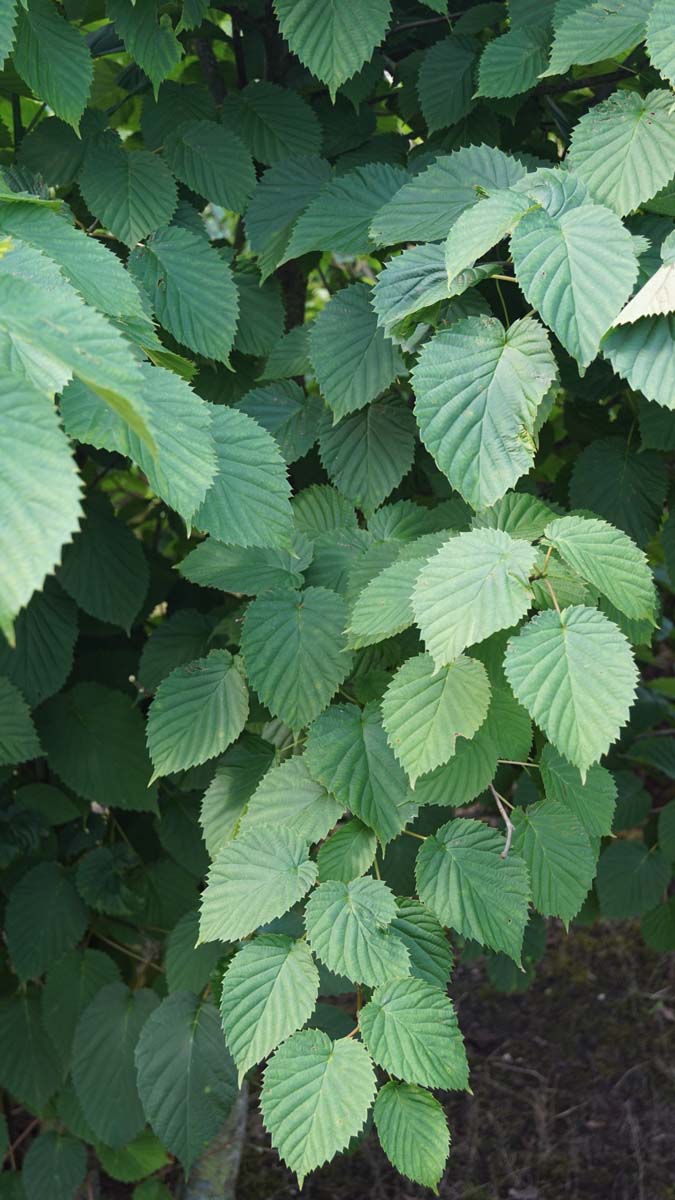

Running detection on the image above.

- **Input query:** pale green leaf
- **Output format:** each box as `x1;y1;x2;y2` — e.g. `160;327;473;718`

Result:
309;283;403;421
511;799;596;923
283;163;407;261
604;314;675;412
360;977;469;1089
647;0;675;85
274;0;391;98
477;27;549;97
540;744;616;838
239;756;343;844
292;484;358;539
199;735;274;859
544;515;656;621
545;0;654;76
305;876;410;986
199;826;317;944
473;492;558;541
444;190;531;282
178;539;308;595
374;1082;450;1194
317;819;377;882
96;1132;169;1184
347;556;424;650
390;899;454;989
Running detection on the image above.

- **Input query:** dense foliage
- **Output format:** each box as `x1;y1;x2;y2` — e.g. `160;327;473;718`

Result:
0;0;674;1194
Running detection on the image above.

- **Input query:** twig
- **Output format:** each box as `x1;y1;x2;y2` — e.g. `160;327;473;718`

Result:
494;278;510;326
544;577;561;614
94;931;164;972
4;1117;39;1162
490;784;514;859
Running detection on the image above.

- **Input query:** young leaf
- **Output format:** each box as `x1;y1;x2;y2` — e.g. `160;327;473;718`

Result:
360;977;469;1089
374;1082;450;1194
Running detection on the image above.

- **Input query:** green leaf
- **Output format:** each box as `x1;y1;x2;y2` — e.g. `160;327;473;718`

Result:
545;0;654;76
544;515;656;622
241;587;352;731
79;143;177;248
36;682;158;813
304;876;410;986
135;992;237;1171
305;702;416;846
318;398;416;513
6;862;87;982
473;492;558;541
283;163;407;260
596;840;671;918
444;190;531;283
504;605;638;776
72;982;159;1148
22;1132;86;1200
233;263;285;358
347;556;424;650
309;283;403;421
511;200;638;371
261;1030;376;1185
129;228;237;362
642;897;675;951
647;0;675;86
0;675;41;766
58;499;149;632
417;35;478;133
623;735;675;781
13;0;92;128
0;580;75;708
317;819;377;883
371;243;449;330
374;1082;450;1194
477;27;549;97
0;0;17;68
511;799;596;923
239;756;343;844
604;314;675;413
371;144;527;245
0;377;81;637
412;528;536;667
179;539;308;595
390;899;454;989
360;977;469;1089
97;1131;169;1184
274;0;391;99
413;315;556;509
165;910;224;994
138;610;215;693
569;437;668;549
199;826;317;943
200;735;274;859
540;744;616;838
245;155;331;281
193;406;293;550
382;652;491;786
146;650;249;781
0;990;61;1111
106;0;181;95
236;382;322;465
292;484;358;540
221;81;322;165
221;935;319;1080
75;845;139;916
415;817;531;960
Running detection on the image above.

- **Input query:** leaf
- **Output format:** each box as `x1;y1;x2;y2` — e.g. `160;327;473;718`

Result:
623;735;675;781
473;492;557;541
347;556;424;650
370;144;527;245
642;897;675;951
612;262;675;326
236;381;322;465
274;0;391;99
135;992;237;1171
261;1030;376;1185
13;0;92;128
604;314;675;412
511;799;596;924
292;484;358;539
241;587;352;731
504;605;638;776
260;326;311;380
0;675;41;766
0;377;81;637
477;27;549;97
412;528;536;667
107;0;181;95
233;263;285;358
36;682;158;813
199;826;317;944
569;436;668;549
179;539;308;595
371;243;450;330
146;650;249;781
545;0;654;76
305;702;416;846
165;910;224;994
138;610;215;693
22;1133;86;1200
200;735;274;859
390;899;454;989
97;1132;169;1184
412;315;557;509
221;81;322;165
5;862;88;982
304;876;410;986
76;845;139;917
317;819;377;883
374;1082;450;1194
72;983;159;1148
318;398;416;514
58;499;148;632
129;228;237;362
0;990;61;1112
309;283;403;421
245;155;331;281
0;579;75;708
415;817;531;961
193;406;293;550
382;653;491;786
283;163;407;261
540;744;616;838
596;840;671;918
240;756;342;844
510;201;638;370
417;35;478;133
78;142;177;247
360;977;469;1089
444;190;531;283
647;0;675;85
544;515;656;622
221;935;319;1080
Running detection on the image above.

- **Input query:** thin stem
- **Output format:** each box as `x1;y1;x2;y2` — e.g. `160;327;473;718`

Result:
542;544;553;574
491;274;519;283
494;278;510;327
372;854;381;880
346;1025;360;1039
5;1118;39;1162
490;784;515;859
402;829;427;841
94;932;164;972
498;759;541;768
23;102;46;139
11;95;23;147
545;577;561;614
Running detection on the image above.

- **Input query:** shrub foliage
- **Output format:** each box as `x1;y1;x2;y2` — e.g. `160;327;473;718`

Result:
0;0;674;1194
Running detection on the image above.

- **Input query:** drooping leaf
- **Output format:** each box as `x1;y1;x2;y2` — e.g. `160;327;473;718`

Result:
544;0;653;76
390;899;453;989
540;744;616;838
360;977;469;1089
511;799;596;924
221;81;322;165
236;382;322;465
374;1082;450;1194
57;499;149;632
240;756;342;844
199;735;275;859
274;0;391;99
317;819;377;883
0;990;62;1112
22;1132;86;1200
417;36;478;134
347;556;424;650
647;0;675;86
107;0;181;95
245;155;331;280
318;398;416;514
283;163;407;261
477;27;549;97
14;0;92;128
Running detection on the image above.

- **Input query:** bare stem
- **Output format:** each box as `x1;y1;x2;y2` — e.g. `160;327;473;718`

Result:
402;829;427;841
545;577;561;614
490;784;515;859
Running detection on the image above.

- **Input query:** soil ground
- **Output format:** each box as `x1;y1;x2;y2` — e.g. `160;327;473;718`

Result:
237;921;675;1200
